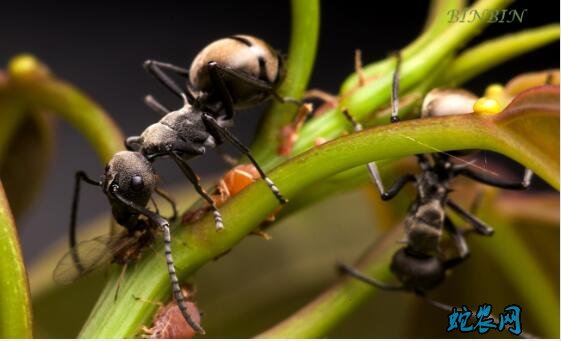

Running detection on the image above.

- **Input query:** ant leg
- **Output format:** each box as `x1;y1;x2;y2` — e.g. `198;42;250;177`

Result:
150;197;160;215
442;217;470;269
414;290;455;312
337;262;405;291
390;51;402;123
455;167;533;190
202;113;287;204
125;136;142;152
447;200;494;236
154;187;178;221
379;174;416;201
143;60;196;104
110;188;206;335
207;62;236;120
70;171;102;273
144;94;170;116
168;151;224;230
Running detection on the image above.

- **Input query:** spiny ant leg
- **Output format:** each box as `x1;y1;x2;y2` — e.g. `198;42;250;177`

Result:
341;109;389;198
447;200;494;236
390;51;402;123
207;61;236;120
442;217;470;269
209;62;301;110
70;171;102;273
215;146;238;166
125;136;142;152
414;290;455;312
380;174;416;201
143;60;195;104
110;188;205;334
154;187;178;221
337;262;405;291
202;113;287;204
455;167;533;190
144;94;170;116
168;151;224;230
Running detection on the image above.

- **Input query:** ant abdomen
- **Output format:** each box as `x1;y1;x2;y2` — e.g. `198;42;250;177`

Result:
390;248;446;291
189;35;281;109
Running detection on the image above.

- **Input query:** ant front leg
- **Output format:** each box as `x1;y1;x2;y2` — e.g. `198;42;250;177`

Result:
390;51;402;123
110;188;206;335
154;187;178;221
341;108;415;201
202;113;288;204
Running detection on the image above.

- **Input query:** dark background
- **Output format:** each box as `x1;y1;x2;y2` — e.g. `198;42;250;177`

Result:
1;0;558;262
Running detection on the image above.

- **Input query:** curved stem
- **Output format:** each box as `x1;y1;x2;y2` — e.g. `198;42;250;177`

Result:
79;112;557;338
8;55;124;163
251;0;320;162
0;182;32;338
443;24;560;86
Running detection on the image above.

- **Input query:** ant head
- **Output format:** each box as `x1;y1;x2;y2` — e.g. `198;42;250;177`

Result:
421;88;478;118
189;35;281;109
103;151;157;207
390;247;446;291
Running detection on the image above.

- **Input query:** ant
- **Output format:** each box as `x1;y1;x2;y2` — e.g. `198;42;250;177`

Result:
56;35;297;335
337;53;534;318
54;151;205;334
127;35;298;229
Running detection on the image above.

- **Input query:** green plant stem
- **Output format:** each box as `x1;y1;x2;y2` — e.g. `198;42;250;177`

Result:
475;191;559;338
294;0;512;153
8;55;123;163
79;111;557;338
0;182;32;338
251;0;320;162
340;0;464;93
443;24;561;86
257;226;402;338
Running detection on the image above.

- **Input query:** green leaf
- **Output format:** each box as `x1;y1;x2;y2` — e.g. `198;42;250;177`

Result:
0;182;32;338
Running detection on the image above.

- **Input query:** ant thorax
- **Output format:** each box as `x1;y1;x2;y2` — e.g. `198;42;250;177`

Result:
138;105;216;159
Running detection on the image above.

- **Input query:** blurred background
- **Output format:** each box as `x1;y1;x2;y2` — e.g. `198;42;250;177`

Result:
0;0;559;338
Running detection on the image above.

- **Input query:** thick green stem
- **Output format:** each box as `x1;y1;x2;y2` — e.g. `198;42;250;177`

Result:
251;0;320;162
0;182;32;338
443;24;561;86
79;112;557;337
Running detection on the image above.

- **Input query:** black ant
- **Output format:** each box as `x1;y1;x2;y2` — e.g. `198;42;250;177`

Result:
54;35;296;335
54;151;205;333
338;53;534;318
126;35;298;228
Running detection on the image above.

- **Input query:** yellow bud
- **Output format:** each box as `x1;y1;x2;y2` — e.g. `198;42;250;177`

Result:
484;84;504;98
473;97;502;116
8;54;50;78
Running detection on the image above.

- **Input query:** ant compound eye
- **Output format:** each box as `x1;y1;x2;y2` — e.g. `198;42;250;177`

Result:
131;175;144;191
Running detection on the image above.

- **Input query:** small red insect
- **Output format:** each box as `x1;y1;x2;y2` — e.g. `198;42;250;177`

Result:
142;286;201;339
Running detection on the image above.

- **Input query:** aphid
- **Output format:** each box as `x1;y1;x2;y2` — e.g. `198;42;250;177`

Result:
338;54;534;313
141;285;201;339
127;35;294;230
54;151;205;334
